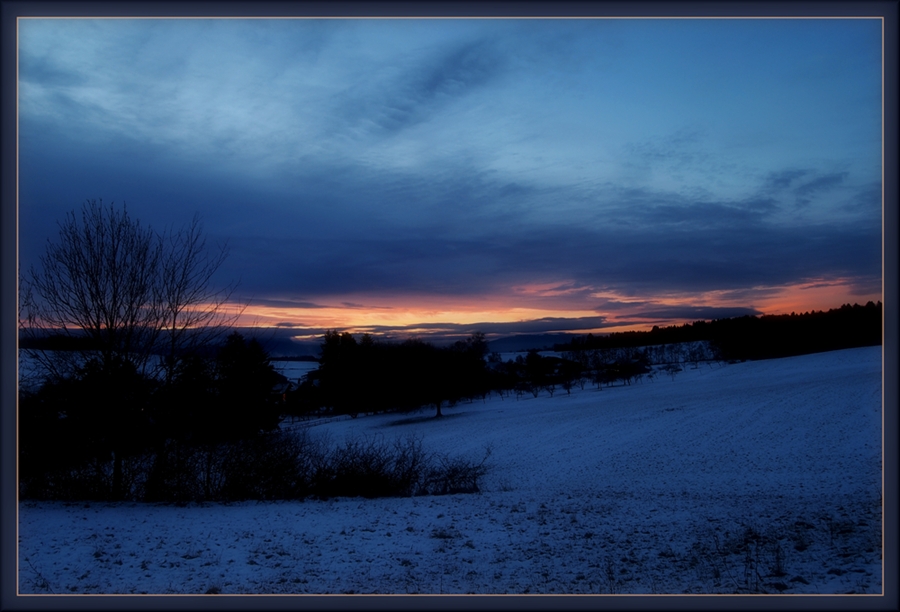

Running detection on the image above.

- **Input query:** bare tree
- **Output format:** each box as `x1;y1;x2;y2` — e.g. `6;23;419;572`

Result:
20;200;239;382
20;200;240;499
156;215;239;385
21;201;163;382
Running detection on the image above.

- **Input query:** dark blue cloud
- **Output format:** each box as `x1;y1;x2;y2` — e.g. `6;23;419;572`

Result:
230;207;880;302
416;39;501;101
18;54;86;88
246;298;329;309
793;171;849;207
841;181;882;214
331;37;504;139
331;315;615;339
765;169;811;190
623;128;708;174
633;306;763;321
637;201;772;229
19;114;882;307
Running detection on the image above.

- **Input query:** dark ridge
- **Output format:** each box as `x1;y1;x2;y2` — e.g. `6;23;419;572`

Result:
553;301;882;361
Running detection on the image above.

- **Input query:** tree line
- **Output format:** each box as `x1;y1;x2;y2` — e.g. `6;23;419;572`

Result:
282;333;661;421
286;331;492;419
554;302;882;361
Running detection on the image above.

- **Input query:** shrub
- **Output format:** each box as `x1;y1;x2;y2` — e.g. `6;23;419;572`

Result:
21;429;491;503
312;435;401;499
22;452;153;502
311;435;492;499
421;444;492;495
145;430;318;502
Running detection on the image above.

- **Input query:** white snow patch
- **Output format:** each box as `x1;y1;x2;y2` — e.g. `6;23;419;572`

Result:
18;346;883;595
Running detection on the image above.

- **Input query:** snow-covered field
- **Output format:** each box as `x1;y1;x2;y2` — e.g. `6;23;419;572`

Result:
18;346;883;595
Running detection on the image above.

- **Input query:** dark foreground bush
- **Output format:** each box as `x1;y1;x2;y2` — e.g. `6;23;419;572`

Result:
312;435;424;499
20;452;154;502
20;431;491;503
143;431;320;502
423;448;492;495
311;435;491;499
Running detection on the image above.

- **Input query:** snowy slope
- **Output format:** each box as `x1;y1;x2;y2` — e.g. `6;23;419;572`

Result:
18;346;883;595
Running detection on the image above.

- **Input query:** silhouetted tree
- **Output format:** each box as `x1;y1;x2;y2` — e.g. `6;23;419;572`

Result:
562;350;590;390
313;331;491;418
558;358;583;395
20;200;238;383
20;201;163;383
449;332;490;402
588;350;607;389
19;200;238;499
19;354;156;499
523;350;562;397
317;330;362;416
156;215;238;386
212;332;285;439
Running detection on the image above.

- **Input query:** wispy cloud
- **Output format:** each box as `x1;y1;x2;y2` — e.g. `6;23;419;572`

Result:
333;38;504;140
764;168;812;190
793;171;849;207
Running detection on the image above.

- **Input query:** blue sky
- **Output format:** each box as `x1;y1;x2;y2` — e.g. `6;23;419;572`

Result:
17;17;883;344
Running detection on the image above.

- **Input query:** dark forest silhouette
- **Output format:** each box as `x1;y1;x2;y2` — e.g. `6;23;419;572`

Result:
553;302;882;361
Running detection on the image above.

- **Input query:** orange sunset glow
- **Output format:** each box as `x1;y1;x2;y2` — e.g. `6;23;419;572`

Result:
228;275;881;344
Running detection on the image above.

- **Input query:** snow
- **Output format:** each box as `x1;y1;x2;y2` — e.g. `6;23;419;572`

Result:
18;346;883;595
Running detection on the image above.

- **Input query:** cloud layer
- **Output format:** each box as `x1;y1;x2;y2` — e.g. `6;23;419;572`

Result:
17;18;883;339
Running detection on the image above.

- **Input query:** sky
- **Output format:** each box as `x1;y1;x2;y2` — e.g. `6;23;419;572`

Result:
17;17;883;347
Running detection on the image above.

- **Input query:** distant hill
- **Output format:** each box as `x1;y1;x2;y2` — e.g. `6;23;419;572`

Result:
487;333;576;353
19;327;323;359
251;336;321;359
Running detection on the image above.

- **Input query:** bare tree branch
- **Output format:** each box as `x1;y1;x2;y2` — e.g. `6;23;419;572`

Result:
19;200;241;386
